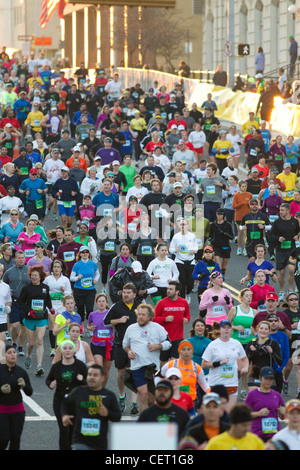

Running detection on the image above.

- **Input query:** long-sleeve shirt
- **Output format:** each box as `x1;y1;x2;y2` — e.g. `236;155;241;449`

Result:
199;287;233;325
153;296;190;341
0;364;32;411
250;283;276;310
169;231;198;264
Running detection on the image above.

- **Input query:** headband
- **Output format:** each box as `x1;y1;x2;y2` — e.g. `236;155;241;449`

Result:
178;340;193;354
60;340;76;353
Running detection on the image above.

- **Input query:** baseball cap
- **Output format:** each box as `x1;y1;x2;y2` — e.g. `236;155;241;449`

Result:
5;123;12;127
155;380;173;392
61;166;69;172
250;198;259;204
29;214;39;221
52;148;60;153
266;313;279;321
173;182;183;188
131;261;143;273
171;124;178;129
203;246;214;252
94;156;101;161
202;392;222;406
265;292;278;301
29;168;37;174
219;319;232;328
259;367;275;379
168;172;176;178
165;367;182;380
178;125;185;130
251;167;259;172
112;160;120;166
34;241;47;248
73;146;81;152
79;245;90;253
256;73;264;79
285;399;300;413
284;162;291;168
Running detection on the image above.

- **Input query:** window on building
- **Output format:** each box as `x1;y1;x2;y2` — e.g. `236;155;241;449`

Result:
192;0;204;16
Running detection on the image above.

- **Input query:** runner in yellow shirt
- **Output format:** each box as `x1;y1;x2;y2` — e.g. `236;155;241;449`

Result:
206;403;265;450
277;163;299;202
24;103;44;136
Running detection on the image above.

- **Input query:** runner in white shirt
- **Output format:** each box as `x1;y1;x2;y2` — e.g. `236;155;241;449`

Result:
146;243;179;293
271;399;300;450
43;150;65;185
126;175;148;204
202;319;249;412
153;147;171;175
0;187;24;227
226;125;242;169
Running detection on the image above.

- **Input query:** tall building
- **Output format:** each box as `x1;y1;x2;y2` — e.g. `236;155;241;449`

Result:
62;0;203;72
202;0;299;77
0;0;60;59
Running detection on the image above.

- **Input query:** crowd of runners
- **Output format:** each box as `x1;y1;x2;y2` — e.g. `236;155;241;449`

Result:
0;49;299;450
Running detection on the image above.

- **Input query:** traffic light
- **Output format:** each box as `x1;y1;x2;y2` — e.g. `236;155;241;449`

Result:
238;44;250;56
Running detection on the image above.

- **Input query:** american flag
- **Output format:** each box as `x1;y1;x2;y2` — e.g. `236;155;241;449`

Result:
39;0;67;29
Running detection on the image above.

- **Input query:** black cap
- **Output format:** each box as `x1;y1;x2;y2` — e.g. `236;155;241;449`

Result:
155;380;173;393
259;367;275;379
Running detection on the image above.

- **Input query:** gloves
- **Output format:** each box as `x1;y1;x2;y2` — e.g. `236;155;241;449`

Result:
212;296;219;302
224;295;231;305
50;309;56;316
17;378;25;389
257;299;265;306
29;311;35;319
1;384;11;394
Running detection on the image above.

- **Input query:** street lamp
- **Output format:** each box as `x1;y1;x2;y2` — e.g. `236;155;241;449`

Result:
288;4;298;20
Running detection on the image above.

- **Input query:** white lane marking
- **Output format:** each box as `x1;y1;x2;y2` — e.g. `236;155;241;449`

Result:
22;391;52;418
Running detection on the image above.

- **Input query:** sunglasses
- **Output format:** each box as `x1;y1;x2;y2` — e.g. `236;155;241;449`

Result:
81;251;89;254
211;272;221;279
11;213;18;216
168;376;180;381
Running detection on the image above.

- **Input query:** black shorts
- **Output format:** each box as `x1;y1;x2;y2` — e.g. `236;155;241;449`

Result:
276;250;294;271
213;246;231;259
10;303;25;325
90;343;114;361
114;344;129;370
0;323;7;333
160;339;182;362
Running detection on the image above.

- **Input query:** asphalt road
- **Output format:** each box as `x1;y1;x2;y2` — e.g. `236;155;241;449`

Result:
11;164;297;451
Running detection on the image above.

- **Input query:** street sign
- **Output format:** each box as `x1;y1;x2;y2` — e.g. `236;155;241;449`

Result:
34;37;52;46
238;43;250;56
17;35;35;42
224;40;232;57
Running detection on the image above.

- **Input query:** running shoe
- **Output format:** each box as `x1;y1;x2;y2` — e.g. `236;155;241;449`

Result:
36;365;45;376
243;249;247;256
5;332;12;342
270;254;275;260
50;348;56;357
279;291;285;302
186;294;191;304
25;356;31;369
52;214;58;221
119;394;126;413
17;347;25;357
240;390;247;400
237;248;242;256
130;402;139;415
283;380;289;395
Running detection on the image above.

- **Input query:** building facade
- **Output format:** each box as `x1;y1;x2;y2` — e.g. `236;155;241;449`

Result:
0;0;60;59
62;0;203;72
202;0;299;77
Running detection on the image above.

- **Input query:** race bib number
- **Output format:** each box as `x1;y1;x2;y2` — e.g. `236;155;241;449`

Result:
25;249;35;258
212;305;224;316
220;363;234;378
104;241;115;252
63;201;72;208
262;418;277;434
81;418;100;436
63;251;75;262
97;329;111;339
31;299;44;311
206;185;215;195
237;328;251;339
281;240;292;249
250;231;261;240
141;245;152;255
81;277;93;288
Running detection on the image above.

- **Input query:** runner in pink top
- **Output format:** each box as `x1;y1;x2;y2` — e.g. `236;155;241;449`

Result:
15;219;41;263
199;271;233;327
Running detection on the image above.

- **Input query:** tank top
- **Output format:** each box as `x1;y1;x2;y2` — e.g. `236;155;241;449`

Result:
232;304;255;344
75;340;87;363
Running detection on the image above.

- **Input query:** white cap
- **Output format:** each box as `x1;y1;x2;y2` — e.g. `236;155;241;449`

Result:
131;261;143;273
112;160;120;166
165;367;182;379
61;166;69;172
79;245;90;253
171;124;178;129
173;182;183;188
73;146;81;152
